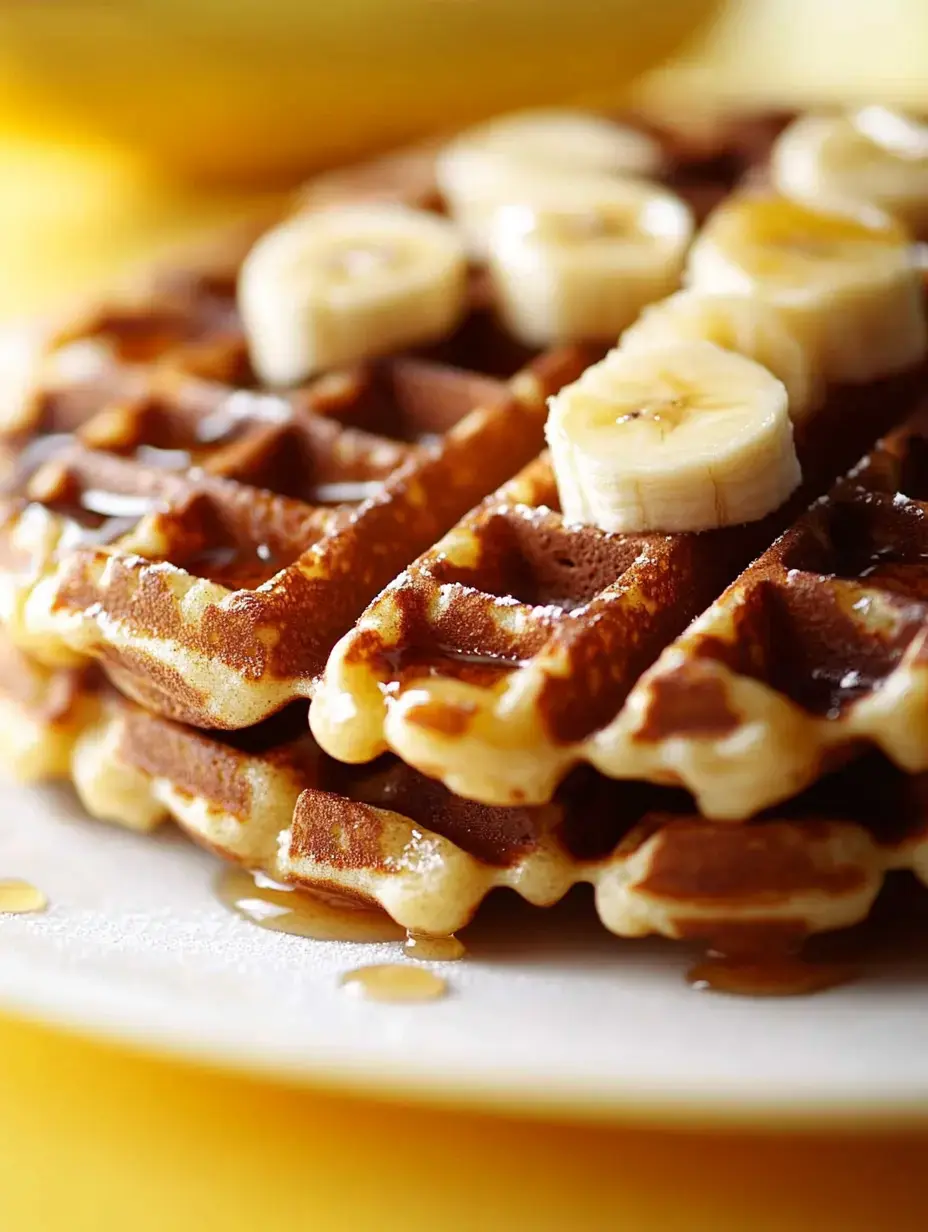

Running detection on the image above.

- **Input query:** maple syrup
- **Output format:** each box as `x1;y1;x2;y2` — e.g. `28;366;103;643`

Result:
403;932;466;961
341;963;448;1003
0;879;48;915
687;953;856;997
215;868;404;943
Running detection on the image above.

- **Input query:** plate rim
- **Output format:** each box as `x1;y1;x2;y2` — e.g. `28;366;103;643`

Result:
2;951;928;1132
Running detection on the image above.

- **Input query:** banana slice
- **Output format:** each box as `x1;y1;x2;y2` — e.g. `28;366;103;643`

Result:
772;108;928;234
686;194;927;386
545;340;800;534
238;204;468;386
619;289;821;422
485;178;693;346
436;109;665;257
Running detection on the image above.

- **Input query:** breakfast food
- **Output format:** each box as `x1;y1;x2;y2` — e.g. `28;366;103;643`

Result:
771;108;928;234
2;634;927;952
484;175;694;344
544;340;800;533
5;104;928;979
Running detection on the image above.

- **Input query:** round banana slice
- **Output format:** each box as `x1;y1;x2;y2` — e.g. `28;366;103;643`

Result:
436;108;665;257
545;340;800;534
485;178;693;346
685;194;927;386
771;108;928;234
619;289;821;422
238;204;468;386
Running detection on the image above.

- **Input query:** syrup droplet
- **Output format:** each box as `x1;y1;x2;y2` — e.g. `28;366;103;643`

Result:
687;954;856;998
0;879;47;915
341;963;448;1003
403;932;466;961
215;868;404;943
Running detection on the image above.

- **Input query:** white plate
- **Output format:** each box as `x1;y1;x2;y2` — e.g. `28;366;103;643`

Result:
2;779;928;1127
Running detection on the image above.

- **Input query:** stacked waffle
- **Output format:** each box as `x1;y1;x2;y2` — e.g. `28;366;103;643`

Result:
4;104;928;953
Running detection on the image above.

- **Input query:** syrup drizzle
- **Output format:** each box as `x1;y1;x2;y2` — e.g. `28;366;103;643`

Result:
215;868;404;943
0;879;48;915
403;932;466;961
687;950;856;997
341;963;448;1003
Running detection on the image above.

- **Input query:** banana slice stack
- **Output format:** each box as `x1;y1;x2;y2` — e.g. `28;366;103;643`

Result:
545;180;928;538
237;108;691;378
772;107;928;235
437;109;693;347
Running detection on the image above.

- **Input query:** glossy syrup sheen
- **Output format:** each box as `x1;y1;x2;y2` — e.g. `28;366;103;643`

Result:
403;933;466;961
687;954;857;997
215;868;404;943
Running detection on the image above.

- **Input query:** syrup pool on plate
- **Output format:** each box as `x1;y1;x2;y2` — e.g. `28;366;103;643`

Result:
341;963;448;1003
215;867;405;943
687;953;856;997
0;879;48;915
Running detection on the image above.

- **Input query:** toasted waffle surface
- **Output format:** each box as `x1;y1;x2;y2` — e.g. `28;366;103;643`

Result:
1;328;588;726
311;369;928;804
0;112;785;731
589;403;928;818
4;645;928;943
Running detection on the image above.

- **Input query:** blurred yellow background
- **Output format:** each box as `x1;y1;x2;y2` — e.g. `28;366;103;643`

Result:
1;2;927;1228
2;0;927;318
0;0;719;182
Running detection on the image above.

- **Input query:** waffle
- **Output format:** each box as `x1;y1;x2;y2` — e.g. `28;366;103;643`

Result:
310;363;927;804
0;111;787;732
5;104;928;962
0;285;596;725
587;400;928;819
3;633;927;944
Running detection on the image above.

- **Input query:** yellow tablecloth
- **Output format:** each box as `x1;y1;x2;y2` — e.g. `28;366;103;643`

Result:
1;136;926;1232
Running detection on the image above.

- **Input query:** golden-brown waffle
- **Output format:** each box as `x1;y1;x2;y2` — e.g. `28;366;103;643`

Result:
0;276;594;725
310;365;928;804
4;638;927;944
0;112;786;731
588;401;928;818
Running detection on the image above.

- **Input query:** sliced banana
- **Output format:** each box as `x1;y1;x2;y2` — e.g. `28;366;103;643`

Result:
545;340;800;534
619;289;821;422
485;178;693;346
686;194;927;386
772;108;928;234
238;204;468;386
436;108;665;257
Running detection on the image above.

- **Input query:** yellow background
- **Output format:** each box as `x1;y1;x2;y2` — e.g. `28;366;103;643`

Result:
2;2;928;1226
2;1010;927;1232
